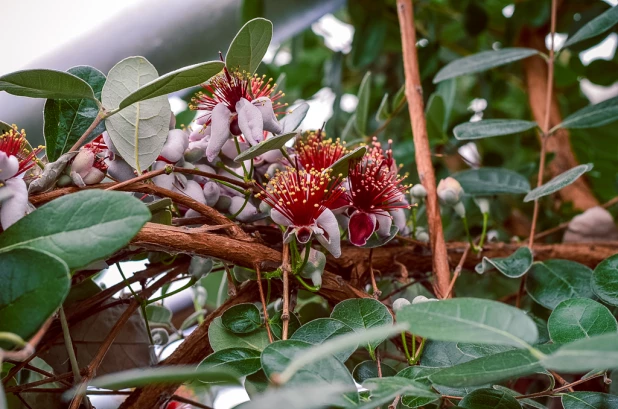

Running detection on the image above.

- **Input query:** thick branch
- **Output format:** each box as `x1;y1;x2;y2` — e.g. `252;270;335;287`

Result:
396;0;450;297
519;27;599;210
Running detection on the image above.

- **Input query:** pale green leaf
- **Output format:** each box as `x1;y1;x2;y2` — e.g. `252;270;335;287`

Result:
226;18;272;74
0;69;96;100
454;119;537;140
355;72;371;135
452;168;531;196
540;333;618;372
564;6;618;47
562;392;618;409
198;348;261;381
526;260;595;310
524;164;594;202
234;132;297;162
475;247;533;278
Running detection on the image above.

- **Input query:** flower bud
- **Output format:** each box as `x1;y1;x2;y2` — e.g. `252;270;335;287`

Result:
453;201;466;218
437;177;463;207
160;129;189;163
71;149;95;177
392;298;411;312
415;228;429;243
474;197;490;214
410;184;427;199
412;295;438;304
229;196;258;222
203;181;221;207
81;168;105;185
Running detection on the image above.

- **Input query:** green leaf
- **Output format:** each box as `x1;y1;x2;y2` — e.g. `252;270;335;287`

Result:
392;84;406;112
226;18;272;74
236;383;354;409
353;360;396;383
430;347;551;387
277;323;405;384
0;69;96;100
0;248;70;343
221;303;262;334
540;333;618;373
361;377;438;409
452;168;531;196
327;145;367;178
145;305;172;325
119;61;224;109
0;190;150;269
280;103;309;134
260;340;359;405
492;386;548;409
456;344;516;359
102;56;172;173
458;388;522;409
397;366;442;408
355;72;371;135
426;94;448;143
361;224;399;248
43;66;106;161
557;96;618;130
592;254;618;306
376;93;390;121
454;120;537;141
564;6;618;48
234;132;297;162
433;48;538;83
209;316;269;352
524;164;594;202
526;260;595;310
562;392;618;409
241;0;264;24
396;298;538;348
290;318;356;362
270;311;301;340
475;247;533;278
198;348;261;381
330;298;394;353
88;365;239;390
548;298;618;344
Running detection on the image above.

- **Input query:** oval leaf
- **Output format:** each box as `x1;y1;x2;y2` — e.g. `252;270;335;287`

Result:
261;340;359;405
44;66;107;161
524;164;593;202
562;392;618;409
327;145;367;178
526;260;595;310
457;388;522;409
234;132;297;162
397;366;442;408
330;298;393;353
198;347;261;381
119;61;223;109
208;316;269;352
433;48;538;83
454;119;537;141
540;333;618;373
88;365;239;390
353;360;396;383
0;190;151;269
475;247;533;278
548;298;617;344
396;298;538;348
564;6;618;48
0;69;96;100
355;72;371;135
280;102;310;134
362;377;438;408
452;168;531;196
557;96;618;130
221;303;262;334
290;318;356;362
226;18;273;74
592;253;618;306
0;248;70;342
145;305;173;325
235;383;353;409
102;56;172;173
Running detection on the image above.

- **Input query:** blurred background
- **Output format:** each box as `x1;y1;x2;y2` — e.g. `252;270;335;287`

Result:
3;1;618;407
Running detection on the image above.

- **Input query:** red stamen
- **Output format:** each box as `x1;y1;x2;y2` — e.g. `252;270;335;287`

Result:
296;130;348;172
0;125;42;176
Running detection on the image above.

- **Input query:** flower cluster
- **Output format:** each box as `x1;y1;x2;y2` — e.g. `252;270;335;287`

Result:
296;129;348;171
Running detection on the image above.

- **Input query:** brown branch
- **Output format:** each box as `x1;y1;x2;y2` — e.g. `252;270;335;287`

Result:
519;26;599;211
397;0;450;298
29;183;248;239
281;243;291;340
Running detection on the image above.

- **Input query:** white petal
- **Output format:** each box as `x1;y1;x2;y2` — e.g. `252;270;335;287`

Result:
375;212;393;237
270;208;292;227
152;161;174;190
315;208;341;258
203;181;220;207
252;97;282;135
160;129;189;163
70;171;86;188
0;152;20;181
0;178;29;229
106;157;135;182
236;98;264;145
206;103;232;162
174;180;206;204
229;196;258;221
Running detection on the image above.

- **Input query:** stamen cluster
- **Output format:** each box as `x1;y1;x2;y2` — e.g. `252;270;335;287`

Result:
296;130;348;171
0;125;41;176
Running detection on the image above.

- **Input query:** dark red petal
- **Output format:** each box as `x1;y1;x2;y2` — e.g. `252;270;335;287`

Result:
296;226;312;243
348;211;376;246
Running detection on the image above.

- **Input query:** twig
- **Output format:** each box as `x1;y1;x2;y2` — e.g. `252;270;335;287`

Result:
380;276;429;301
69;111;105;152
281;243;291;340
4;371;76;393
58;308;82;385
368;249;381;299
223;264;238;297
396;0;450;298
389;395;400;409
105;168;167;191
528;0;557;248
376;349;383;378
255;265;274;343
444;243;471;299
550;370;574;392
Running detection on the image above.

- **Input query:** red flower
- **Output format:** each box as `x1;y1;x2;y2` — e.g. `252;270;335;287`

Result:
345;138;410;246
0;125;41;180
256;167;344;257
296;129;348;171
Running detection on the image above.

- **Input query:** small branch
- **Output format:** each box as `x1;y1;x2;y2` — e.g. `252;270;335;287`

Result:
105;168;167;191
281;243;291;340
368;249;381;299
58;308;81;384
223;264;238;297
376;349;383;377
444;243;471;299
396;0;450;298
69;111;105;152
255;265;274;343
